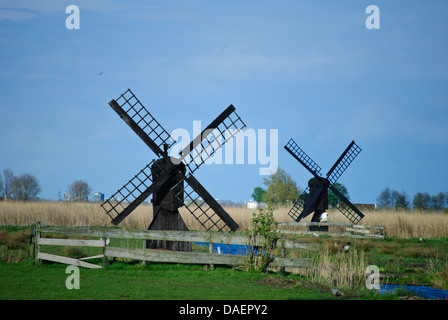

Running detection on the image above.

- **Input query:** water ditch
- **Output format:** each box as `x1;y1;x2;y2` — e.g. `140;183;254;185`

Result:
380;284;448;300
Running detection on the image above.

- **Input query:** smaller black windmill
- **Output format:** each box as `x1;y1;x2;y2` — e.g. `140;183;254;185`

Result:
284;139;364;231
101;89;245;251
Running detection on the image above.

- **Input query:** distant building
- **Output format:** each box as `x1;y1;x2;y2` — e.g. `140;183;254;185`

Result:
94;192;105;202
247;200;258;210
63;192;71;202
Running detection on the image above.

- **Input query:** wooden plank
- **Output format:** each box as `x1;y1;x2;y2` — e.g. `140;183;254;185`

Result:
36;227;317;250
351;224;385;230
37;227;249;243
105;247;246;266
271;257;312;268
278;229;384;239
281;239;319;250
79;255;105;261
104;247;312;268
38;238;108;247
346;227;370;234
278;221;385;230
37;252;102;269
278;221;353;227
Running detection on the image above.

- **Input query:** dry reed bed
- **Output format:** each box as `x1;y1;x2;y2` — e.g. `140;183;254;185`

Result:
0;201;447;239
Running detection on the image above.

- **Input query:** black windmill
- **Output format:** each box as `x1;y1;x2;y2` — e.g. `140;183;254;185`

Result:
284;138;364;231
101;89;245;251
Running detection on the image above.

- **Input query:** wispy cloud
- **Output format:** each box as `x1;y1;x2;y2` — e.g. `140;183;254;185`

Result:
0;9;37;21
0;0;134;22
186;47;333;81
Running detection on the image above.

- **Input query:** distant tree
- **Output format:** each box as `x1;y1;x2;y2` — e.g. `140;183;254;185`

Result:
376;187;393;209
430;192;446;210
394;190;410;209
68;180;92;201
446;192;448;207
328;182;350;204
251;187;266;203
262;168;301;206
9;173;41;201
412;192;432;210
376;187;409;210
0;173;3;197
2;169;14;199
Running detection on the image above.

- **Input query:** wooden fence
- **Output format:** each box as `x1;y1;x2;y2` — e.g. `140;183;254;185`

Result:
31;224;319;269
277;221;385;239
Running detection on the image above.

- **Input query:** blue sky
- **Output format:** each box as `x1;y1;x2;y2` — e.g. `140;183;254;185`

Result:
0;1;447;206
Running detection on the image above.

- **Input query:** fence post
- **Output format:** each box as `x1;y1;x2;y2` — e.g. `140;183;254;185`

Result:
280;235;286;275
33;222;41;264
102;238;107;267
29;224;35;262
209;242;214;270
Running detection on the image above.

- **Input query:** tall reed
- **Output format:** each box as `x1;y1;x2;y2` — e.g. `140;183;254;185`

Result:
308;250;367;288
1;201;447;239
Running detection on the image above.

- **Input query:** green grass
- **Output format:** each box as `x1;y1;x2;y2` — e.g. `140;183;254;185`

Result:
0;260;337;300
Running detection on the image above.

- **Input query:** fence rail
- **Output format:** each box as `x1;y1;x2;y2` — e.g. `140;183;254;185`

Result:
277;221;385;239
31;224;318;269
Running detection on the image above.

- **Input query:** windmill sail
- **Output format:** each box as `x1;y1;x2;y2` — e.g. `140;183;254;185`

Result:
109;89;174;158
284;139;322;177
328;184;364;224
288;187;308;222
101;160;171;225
172;174;239;232
179;105;246;173
326;141;362;184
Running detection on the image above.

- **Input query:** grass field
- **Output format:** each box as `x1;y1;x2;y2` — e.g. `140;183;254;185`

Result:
0;201;447;300
0;260;339;300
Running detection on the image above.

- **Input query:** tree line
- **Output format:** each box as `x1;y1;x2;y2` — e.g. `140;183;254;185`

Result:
376;187;448;211
250;168;447;212
0;168;92;202
250;167;350;206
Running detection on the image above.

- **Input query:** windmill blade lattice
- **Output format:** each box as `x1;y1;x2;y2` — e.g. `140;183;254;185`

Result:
110;89;175;157
284;138;322;177
179;105;246;174
172;174;239;232
101;160;171;225
328;184;365;224
288;186;309;222
326;141;362;184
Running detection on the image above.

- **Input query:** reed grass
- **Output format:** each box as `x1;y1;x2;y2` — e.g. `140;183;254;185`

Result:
0;201;447;239
308;250;367;289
